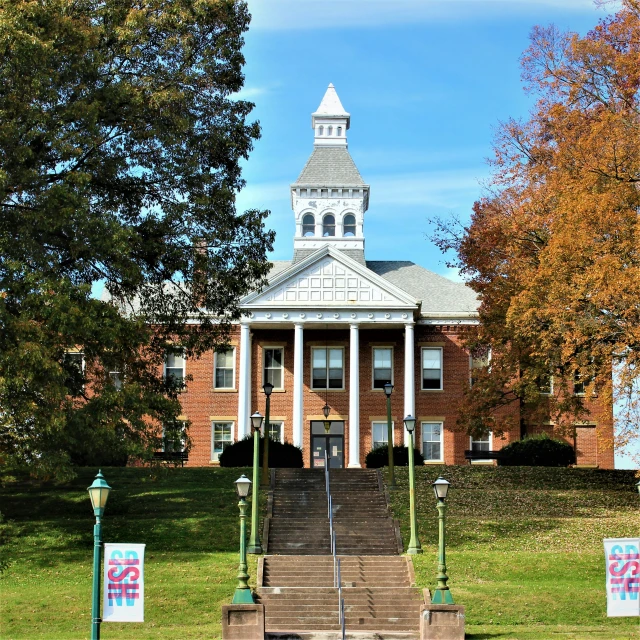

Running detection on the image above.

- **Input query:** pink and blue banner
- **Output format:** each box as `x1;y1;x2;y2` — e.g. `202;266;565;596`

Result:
103;543;145;622
604;538;639;617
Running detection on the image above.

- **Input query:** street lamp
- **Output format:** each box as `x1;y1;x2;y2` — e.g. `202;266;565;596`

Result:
384;382;395;488
261;382;274;487
232;475;255;604
431;476;454;604
322;403;331;433
404;416;422;555
87;470;111;640
247;411;263;554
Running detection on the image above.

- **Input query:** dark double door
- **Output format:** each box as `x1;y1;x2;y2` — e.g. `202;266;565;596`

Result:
310;421;344;469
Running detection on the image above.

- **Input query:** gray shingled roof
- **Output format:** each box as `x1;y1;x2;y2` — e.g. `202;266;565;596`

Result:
292;147;366;187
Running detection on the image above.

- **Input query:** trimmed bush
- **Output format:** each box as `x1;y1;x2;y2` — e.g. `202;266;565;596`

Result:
219;436;303;468
498;434;576;467
365;445;424;468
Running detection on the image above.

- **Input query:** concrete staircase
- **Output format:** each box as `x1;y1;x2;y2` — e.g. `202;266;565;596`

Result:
257;468;425;639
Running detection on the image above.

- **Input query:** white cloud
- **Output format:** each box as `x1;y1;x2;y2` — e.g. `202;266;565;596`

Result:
247;0;603;31
231;85;273;101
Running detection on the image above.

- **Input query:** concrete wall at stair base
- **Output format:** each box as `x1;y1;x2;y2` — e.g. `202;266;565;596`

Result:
420;604;465;640
222;604;264;640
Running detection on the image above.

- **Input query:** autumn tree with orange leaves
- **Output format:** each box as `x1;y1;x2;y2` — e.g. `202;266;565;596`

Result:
433;0;640;460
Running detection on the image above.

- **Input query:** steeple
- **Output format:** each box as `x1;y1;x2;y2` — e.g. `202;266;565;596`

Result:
312;83;350;147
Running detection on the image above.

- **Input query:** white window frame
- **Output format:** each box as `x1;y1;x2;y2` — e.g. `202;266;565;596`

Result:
469;352;490;387
421;347;443;391
311;346;345;390
372;347;394;390
164;349;186;387
265;420;284;443
371;421;394;450
211;421;234;462
162;420;187;452
108;370;123;391
470;432;493;463
421;421;444;463
262;346;285;391
538;374;554;395
213;347;236;390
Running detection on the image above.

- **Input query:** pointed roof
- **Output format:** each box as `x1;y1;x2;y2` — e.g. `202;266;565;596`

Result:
292;147;366;187
313;83;350;117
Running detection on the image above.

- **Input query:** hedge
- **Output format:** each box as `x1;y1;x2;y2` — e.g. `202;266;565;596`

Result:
498;434;576;467
219;436;303;468
365;445;424;468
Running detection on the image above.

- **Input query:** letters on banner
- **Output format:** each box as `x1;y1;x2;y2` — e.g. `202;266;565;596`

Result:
103;543;145;622
603;538;640;617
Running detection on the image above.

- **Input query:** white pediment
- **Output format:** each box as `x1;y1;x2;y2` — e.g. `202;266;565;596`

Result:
241;247;417;309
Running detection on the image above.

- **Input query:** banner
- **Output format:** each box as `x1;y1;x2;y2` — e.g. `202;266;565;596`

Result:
103;543;145;622
604;538;639;617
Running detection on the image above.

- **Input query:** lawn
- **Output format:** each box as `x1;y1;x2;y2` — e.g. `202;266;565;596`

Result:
0;465;638;639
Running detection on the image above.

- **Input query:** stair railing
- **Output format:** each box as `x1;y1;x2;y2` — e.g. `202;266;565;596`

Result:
325;449;344;638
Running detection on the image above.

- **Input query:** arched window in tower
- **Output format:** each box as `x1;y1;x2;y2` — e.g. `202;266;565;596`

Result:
318;126;324;136
343;214;356;237
337;126;342;136
327;126;333;136
302;214;315;237
323;214;335;237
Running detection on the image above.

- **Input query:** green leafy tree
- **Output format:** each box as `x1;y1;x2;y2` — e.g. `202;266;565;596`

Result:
0;0;274;479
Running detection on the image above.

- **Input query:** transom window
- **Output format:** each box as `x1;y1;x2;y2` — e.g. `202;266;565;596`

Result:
165;350;186;387
372;421;393;450
323;214;335;237
312;347;344;389
422;422;443;462
343;214;356;237
302;214;315;236
263;347;284;389
266;421;284;443
421;347;443;390
373;348;393;389
214;348;235;389
212;421;233;461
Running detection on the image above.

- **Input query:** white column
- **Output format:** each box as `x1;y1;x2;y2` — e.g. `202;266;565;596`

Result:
404;322;415;447
293;322;304;448
237;322;251;440
348;323;361;467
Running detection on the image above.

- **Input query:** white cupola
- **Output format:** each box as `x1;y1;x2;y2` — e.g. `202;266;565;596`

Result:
290;84;370;263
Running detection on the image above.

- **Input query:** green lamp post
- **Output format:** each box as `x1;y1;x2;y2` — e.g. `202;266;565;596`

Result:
404;415;422;555
384;382;395;488
232;474;255;604
261;382;274;487
87;470;111;640
431;476;454;604
247;411;263;554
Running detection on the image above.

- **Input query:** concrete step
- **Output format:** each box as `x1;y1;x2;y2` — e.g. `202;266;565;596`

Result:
266;632;418;640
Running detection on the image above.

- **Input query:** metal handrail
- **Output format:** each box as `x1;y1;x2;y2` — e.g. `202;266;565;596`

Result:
325;449;344;638
340;597;346;640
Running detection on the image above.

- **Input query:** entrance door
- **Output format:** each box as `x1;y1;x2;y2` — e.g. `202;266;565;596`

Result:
310;421;344;469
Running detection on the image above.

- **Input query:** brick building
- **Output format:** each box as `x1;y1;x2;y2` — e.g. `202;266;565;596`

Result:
170;84;614;470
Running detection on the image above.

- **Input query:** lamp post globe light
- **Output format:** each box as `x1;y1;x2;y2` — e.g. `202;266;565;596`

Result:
247;411;264;554
322;403;331;434
384;382;395;488
403;415;422;555
232;474;255;604
261;382;274;487
87;470;111;640
431;476;454;605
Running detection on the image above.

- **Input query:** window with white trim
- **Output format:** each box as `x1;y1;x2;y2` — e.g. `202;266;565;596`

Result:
266;421;284;443
108;370;123;391
470;352;489;387
538;374;553;395
212;421;233;461
165;350;186;387
323;214;336;237
372;421;393;450
421;348;443;390
302;214;315;237
63;351;85;396
312;347;344;389
372;348;393;389
343;214;356;236
214;348;235;389
470;433;491;455
422;422;443;462
263;347;284;389
163;420;187;452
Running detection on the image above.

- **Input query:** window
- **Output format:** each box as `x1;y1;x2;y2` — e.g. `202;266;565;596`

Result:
470;352;489;387
327;125;333;135
263;347;284;389
318;125;324;136
63;352;85;395
312;347;344;389
343;214;356;237
302;214;315;237
372;348;393;389
421;348;443;390
372;422;393;450
422;422;443;462
165;350;185;387
470;433;491;460
266;421;284;443
574;372;590;395
108;371;123;391
337;126;342;136
538;373;553;395
163;420;186;452
212;421;233;461
323;214;335;237
214;348;235;389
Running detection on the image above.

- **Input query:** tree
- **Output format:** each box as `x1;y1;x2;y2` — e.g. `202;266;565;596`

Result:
0;0;275;479
432;0;640;459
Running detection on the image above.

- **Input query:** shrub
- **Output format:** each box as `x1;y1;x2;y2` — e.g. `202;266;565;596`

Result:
219;436;303;468
365;445;424;468
498;434;575;467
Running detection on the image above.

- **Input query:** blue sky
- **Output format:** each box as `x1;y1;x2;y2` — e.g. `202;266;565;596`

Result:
235;0;637;469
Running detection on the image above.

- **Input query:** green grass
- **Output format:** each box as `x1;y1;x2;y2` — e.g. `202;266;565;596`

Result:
386;466;640;640
0;465;638;639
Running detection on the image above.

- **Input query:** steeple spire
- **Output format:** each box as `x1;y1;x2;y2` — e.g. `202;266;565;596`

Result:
312;83;349;147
